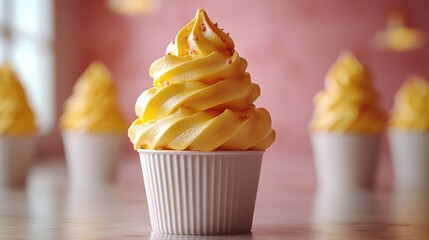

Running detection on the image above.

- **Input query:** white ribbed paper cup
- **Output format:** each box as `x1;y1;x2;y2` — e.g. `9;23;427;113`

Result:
389;130;429;190
138;150;264;235
0;135;36;188
311;132;380;191
62;131;123;187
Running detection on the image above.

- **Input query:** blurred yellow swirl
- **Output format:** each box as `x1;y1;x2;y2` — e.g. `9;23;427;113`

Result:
310;51;386;134
390;75;429;131
60;62;127;133
0;64;38;135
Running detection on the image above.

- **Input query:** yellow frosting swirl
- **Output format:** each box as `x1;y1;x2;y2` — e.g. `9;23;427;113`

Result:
128;9;275;151
60;62;127;133
310;51;386;134
390;75;429;131
0;64;38;135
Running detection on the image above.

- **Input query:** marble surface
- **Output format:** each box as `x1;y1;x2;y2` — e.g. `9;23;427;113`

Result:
0;154;428;239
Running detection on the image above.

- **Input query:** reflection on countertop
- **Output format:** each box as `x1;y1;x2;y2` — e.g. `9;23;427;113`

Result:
0;156;428;239
391;190;429;240
313;189;379;239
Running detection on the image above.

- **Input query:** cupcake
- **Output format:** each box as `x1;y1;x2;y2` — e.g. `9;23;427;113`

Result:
389;75;429;190
373;7;425;52
0;64;38;188
310;51;386;191
60;61;127;187
128;9;275;235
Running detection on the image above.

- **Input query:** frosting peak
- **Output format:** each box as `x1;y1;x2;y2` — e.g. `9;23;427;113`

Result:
325;52;372;91
166;9;234;57
149;10;248;89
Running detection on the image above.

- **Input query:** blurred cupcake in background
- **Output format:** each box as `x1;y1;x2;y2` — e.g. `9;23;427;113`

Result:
310;51;386;191
107;0;161;15
373;6;425;52
389;75;429;191
60;61;127;187
0;64;38;188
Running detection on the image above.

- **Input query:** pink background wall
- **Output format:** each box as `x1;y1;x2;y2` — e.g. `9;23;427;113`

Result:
65;0;429;157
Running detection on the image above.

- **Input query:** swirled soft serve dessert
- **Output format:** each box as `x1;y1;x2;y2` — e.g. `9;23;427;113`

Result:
390;75;429;131
0;64;38;135
310;51;386;134
60;61;127;133
128;9;275;151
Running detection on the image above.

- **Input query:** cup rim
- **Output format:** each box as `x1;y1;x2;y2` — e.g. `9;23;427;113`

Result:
137;149;265;155
62;130;124;136
0;134;37;139
310;131;380;137
388;128;429;135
